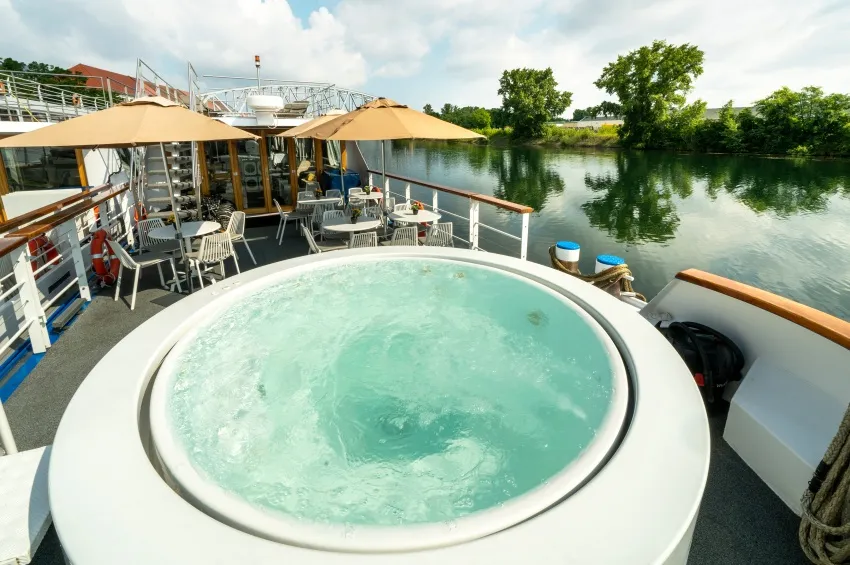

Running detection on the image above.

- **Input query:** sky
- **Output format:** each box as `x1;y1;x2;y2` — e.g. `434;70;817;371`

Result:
1;0;848;116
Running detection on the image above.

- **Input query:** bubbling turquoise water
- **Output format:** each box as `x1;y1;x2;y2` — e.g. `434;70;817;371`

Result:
166;258;619;527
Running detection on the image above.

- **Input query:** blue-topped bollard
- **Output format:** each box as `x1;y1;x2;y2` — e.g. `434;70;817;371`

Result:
555;241;581;273
595;254;625;274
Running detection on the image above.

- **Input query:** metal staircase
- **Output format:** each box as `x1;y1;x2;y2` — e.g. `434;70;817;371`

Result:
142;143;195;220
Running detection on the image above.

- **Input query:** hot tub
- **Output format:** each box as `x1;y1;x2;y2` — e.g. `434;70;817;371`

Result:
50;247;709;565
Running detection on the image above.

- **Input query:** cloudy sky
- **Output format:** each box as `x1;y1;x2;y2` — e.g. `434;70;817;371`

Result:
1;0;848;115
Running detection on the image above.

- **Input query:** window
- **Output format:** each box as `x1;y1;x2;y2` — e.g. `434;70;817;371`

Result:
203;141;236;205
266;136;291;206
1;147;81;192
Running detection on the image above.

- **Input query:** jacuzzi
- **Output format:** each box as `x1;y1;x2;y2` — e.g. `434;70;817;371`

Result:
49;247;709;565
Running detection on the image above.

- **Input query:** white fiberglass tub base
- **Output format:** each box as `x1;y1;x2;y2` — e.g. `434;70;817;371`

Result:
49;248;710;565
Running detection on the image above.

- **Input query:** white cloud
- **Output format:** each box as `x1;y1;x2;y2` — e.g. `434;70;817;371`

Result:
1;0;848;114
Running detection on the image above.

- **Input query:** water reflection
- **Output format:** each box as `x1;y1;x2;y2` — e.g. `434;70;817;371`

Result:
697;156;850;216
582;152;693;244
488;148;565;212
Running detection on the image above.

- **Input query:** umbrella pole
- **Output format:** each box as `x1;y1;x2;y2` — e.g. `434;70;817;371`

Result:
381;140;386;211
160;142;190;292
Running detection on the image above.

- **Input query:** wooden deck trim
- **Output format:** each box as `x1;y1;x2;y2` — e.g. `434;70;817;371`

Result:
676;269;850;350
367;169;533;214
0;184;115;234
0;236;26;259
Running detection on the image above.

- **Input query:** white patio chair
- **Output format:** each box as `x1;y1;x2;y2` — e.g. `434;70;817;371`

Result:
349;231;378;249
385;196;396;212
109;239;182;311
298;190;316;202
225;211;256;265
423;222;454;247
321;210;347;240
311;203;336;238
394;202;411;212
274;199;310;245
304;180;320;193
348;187;364;197
302;224;347;254
380;226;417;247
326;189;342;200
187;232;239;289
136;218;179;254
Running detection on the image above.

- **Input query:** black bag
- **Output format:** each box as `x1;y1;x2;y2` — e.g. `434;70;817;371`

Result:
656;321;745;404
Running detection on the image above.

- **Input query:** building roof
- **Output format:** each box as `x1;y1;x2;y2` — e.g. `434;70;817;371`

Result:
69;63;189;105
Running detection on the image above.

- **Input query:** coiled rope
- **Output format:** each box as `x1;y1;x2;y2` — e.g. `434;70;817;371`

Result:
548;246;646;301
800;404;850;564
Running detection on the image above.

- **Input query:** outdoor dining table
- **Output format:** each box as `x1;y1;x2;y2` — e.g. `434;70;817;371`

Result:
148;220;222;249
388;209;441;224
322;217;382;240
147;220;222;293
298;196;343;205
350;192;383;202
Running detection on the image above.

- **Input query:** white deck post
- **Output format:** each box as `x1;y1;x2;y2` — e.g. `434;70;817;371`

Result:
404;183;411;204
468;199;480;251
431;189;438;214
368;173;373;186
61;219;92;302
520;212;530;260
0;400;18;454
97;200;109;232
10;245;50;354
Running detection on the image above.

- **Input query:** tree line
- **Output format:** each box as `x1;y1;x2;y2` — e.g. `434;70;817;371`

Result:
1;57;115;103
424;40;850;156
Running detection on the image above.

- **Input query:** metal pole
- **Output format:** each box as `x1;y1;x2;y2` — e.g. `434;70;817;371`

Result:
0;400;18;455
381;140;387;210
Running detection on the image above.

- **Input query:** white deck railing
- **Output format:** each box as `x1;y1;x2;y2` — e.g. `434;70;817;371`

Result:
0;184;134;453
367;170;533;260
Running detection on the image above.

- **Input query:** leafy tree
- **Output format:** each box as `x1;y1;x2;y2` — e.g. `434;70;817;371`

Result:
489;107;508;129
596;101;623;117
572;108;588;121
595;40;705;148
1;56;115;103
498;67;572;138
423;103;437;116
433;104;492;129
440;103;456;119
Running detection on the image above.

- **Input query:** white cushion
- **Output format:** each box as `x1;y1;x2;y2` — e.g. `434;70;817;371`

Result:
724;359;846;514
0;446;52;565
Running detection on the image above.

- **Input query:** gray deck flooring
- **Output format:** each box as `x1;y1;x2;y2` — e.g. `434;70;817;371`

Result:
2;220;806;564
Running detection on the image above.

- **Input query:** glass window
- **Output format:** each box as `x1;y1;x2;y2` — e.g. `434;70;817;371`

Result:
322;140;341;170
1;147;81;192
203;142;236;205
266;136;292;206
234;139;264;209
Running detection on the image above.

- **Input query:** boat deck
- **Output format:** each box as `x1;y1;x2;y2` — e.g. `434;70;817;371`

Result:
1;220;806;564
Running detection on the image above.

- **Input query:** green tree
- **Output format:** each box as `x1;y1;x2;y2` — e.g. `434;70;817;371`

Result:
573;108;588;121
498;67;572;138
595;40;705;148
489;107;508;129
423;103;437;116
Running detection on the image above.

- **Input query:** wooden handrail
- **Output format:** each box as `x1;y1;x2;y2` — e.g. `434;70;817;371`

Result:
0;184;116;234
676;269;850;351
0;236;26;259
367;169;534;214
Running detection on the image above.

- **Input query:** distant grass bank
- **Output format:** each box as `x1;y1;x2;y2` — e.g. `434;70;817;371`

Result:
471;124;621;148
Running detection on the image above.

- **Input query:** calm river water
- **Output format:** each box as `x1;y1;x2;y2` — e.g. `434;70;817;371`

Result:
361;142;850;320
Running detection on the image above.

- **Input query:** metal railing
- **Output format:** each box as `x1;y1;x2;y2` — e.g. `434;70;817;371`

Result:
198;78;375;117
367;170;533;260
0;71;118;123
135;59;185;104
0;183;134;453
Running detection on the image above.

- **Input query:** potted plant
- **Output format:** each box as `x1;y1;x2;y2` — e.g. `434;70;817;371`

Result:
315;186;323;198
411;201;423;215
364;185;372;195
350;208;362;224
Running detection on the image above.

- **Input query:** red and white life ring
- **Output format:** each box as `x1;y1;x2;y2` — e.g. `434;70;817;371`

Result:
90;229;120;285
28;235;59;278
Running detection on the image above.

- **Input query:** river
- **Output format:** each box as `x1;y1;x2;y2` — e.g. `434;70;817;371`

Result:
360;142;850;321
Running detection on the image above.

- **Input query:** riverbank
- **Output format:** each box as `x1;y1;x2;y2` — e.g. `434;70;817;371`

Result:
472;125;620;149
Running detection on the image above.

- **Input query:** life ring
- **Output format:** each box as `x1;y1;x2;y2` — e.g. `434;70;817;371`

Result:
28;235;59;278
90;230;120;285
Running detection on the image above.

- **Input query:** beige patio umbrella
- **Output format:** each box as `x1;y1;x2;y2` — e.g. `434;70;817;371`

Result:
0;96;257;232
0;96;258;290
291;98;483;203
278;109;347;138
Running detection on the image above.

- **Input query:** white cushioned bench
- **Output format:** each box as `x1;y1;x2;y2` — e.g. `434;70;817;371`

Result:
724;359;847;515
0;446;51;565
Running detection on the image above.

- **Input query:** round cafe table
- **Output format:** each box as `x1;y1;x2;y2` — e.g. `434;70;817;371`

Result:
147;221;221;247
322;217;382;237
350;192;383;202
388;209;441;225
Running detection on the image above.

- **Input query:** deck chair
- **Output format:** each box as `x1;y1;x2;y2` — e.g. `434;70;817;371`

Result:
225;211;256;265
349;231;378;249
110;239;182;311
302;224;346;254
380;226;417;246
136;218;179;255
423;222;454;247
187;232;239;289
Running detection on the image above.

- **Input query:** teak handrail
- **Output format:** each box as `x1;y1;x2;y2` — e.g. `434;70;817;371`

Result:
367;169;534;214
0;184;116;234
676;269;850;351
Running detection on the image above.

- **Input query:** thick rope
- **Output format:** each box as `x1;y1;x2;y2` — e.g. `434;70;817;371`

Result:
801;404;850;564
548;246;646;301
